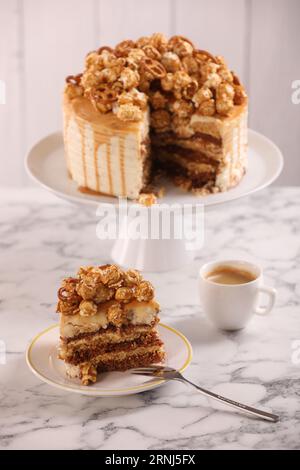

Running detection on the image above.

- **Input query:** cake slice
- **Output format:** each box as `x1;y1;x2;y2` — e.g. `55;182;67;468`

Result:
56;264;165;385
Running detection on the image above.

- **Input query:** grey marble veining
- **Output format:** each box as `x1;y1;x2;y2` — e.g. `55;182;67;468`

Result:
0;187;300;450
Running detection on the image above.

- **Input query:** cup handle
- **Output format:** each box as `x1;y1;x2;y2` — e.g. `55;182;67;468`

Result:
254;286;277;315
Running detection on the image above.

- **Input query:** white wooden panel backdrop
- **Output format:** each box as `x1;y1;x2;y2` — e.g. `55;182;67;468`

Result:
0;0;299;187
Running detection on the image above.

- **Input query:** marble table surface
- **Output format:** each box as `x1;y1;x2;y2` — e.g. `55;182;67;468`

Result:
0;186;300;450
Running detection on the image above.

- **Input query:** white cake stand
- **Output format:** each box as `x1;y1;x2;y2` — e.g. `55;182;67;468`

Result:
26;129;283;272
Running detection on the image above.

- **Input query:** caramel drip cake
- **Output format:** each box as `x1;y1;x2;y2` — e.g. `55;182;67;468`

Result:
63;34;248;199
56;264;165;385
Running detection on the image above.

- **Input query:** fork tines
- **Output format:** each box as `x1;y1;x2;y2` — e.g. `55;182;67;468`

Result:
130;365;176;376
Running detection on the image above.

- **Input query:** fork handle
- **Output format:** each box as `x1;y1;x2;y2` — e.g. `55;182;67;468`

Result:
177;377;279;423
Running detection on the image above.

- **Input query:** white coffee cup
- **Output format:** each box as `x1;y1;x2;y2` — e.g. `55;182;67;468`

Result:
199;260;277;331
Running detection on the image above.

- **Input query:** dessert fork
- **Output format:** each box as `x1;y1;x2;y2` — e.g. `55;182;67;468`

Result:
131;366;279;423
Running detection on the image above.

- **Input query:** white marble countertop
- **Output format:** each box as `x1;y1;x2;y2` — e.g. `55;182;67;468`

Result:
0;186;300;450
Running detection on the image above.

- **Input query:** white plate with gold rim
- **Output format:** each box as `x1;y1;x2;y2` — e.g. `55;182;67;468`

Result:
25;129;283;209
26;323;192;397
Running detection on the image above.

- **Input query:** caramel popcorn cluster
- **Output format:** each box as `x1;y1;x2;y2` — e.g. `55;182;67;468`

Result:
65;34;247;125
56;264;155;321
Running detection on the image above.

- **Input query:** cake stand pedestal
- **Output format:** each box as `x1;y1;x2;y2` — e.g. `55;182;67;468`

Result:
108;205;199;271
111;237;195;272
25;129;283;273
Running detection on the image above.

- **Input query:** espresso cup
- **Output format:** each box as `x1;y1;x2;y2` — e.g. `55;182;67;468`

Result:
199;260;277;331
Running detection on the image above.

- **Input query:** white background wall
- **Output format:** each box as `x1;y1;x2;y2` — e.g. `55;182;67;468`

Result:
0;0;299;187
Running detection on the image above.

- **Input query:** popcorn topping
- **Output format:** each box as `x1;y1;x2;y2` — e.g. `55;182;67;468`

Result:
56;265;156;319
65;33;247;122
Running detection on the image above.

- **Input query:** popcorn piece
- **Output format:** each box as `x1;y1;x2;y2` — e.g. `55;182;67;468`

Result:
97;67;119;83
168;99;194;118
200;62;220;84
192;86;213;107
150;33;168;53
85;51;102;69
234;85;247;105
150;109;171;132
182;55;198;75
100;49;118;68
161;72;174;91
168;36;194;57
173;71;192;98
79;300;98;317
182;79;198;99
81;70;102;91
136;36;151;49
135;281;154;302
76;281;97;300
116;103;143;121
127;48;146;69
204;73;222;89
161;52;181;73
115;39;136;57
198;99;216;116
107;303;124;327
94;284;115;303
216;82;234;115
80;364;97;385
218;66;233;83
118;88;147;109
124;269;142;286
100;264;124;287
56;299;79;316
138;193;157;207
115;287;134;302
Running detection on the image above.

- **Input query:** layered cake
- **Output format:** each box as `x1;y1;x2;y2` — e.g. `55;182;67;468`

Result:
63;34;248;199
56;264;165;385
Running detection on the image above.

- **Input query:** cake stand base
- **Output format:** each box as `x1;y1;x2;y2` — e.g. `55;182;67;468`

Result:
111;237;195;272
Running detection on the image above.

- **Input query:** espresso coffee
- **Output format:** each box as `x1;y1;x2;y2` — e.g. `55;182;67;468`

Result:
205;265;256;285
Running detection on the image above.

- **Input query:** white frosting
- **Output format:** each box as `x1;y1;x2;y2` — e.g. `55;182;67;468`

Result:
61;311;108;338
128;303;157;325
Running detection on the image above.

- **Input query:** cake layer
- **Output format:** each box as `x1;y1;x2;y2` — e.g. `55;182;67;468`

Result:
151;132;223;160
62;322;157;344
64;95;150;199
65;345;165;379
61;331;161;365
155;146;218;183
157;158;216;188
60;299;160;339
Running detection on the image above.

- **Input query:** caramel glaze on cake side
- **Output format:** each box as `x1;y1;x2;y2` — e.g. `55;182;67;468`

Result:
63;34;248;200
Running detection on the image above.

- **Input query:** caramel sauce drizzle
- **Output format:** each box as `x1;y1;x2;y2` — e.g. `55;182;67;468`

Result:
94;141;101;193
63;109;72;172
75;116;87;187
119;135;126;196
